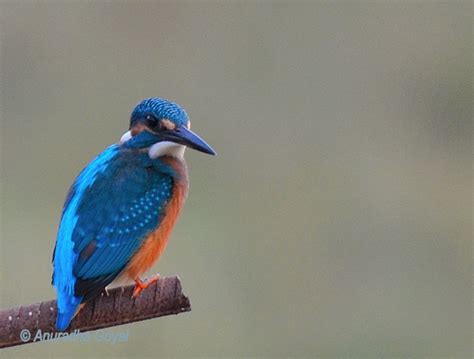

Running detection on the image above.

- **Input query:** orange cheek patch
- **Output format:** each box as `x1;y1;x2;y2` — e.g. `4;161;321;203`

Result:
130;123;146;136
161;119;176;131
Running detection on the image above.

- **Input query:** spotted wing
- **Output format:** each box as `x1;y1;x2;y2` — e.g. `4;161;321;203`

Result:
53;148;174;302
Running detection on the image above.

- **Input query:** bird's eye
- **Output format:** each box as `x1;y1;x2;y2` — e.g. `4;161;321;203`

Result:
145;114;159;129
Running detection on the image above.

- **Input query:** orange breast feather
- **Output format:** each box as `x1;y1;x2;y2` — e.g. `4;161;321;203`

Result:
125;157;188;280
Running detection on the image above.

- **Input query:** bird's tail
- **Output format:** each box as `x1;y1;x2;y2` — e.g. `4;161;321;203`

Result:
55;293;82;331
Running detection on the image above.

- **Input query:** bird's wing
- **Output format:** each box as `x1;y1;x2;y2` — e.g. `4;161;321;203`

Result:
52;145;174;302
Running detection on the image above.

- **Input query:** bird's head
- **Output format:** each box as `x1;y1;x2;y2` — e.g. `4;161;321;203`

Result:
120;97;216;158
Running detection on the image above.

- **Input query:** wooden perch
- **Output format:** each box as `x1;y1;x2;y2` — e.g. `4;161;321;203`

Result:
0;276;191;349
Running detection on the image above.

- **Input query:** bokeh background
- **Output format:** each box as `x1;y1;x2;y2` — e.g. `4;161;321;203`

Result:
0;1;471;358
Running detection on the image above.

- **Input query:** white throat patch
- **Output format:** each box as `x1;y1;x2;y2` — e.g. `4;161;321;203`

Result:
148;141;185;159
119;130;186;159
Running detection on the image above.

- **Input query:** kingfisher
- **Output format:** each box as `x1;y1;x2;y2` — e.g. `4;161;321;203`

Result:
51;97;215;331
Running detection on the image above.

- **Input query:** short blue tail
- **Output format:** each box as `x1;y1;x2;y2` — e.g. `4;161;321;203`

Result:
55;294;82;331
56;311;76;331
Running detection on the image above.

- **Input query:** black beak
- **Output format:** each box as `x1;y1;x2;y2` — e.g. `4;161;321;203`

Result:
160;126;216;155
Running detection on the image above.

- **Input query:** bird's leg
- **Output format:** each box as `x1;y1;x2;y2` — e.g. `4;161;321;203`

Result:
132;273;161;298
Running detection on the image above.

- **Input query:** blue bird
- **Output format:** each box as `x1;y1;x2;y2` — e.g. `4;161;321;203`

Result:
52;97;215;330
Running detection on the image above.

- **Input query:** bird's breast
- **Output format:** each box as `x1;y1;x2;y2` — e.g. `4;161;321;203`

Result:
124;156;189;280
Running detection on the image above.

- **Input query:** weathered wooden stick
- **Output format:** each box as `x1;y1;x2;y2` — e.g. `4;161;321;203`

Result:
0;276;191;349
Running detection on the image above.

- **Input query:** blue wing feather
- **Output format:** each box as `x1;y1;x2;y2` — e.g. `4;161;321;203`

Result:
52;144;174;330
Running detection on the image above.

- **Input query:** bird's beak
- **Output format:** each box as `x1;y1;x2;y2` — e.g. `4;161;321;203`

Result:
160;126;216;155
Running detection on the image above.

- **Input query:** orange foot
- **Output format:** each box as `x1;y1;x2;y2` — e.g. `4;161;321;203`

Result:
132;273;161;298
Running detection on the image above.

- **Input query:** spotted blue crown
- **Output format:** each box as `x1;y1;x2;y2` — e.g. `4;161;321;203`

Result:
130;98;189;128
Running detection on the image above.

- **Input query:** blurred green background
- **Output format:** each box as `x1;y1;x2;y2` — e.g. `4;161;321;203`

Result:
0;1;471;358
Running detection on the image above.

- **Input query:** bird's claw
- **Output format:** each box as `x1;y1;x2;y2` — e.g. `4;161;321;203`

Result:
132;273;161;298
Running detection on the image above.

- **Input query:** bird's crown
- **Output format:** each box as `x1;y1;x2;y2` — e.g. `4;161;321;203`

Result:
130;97;189;128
